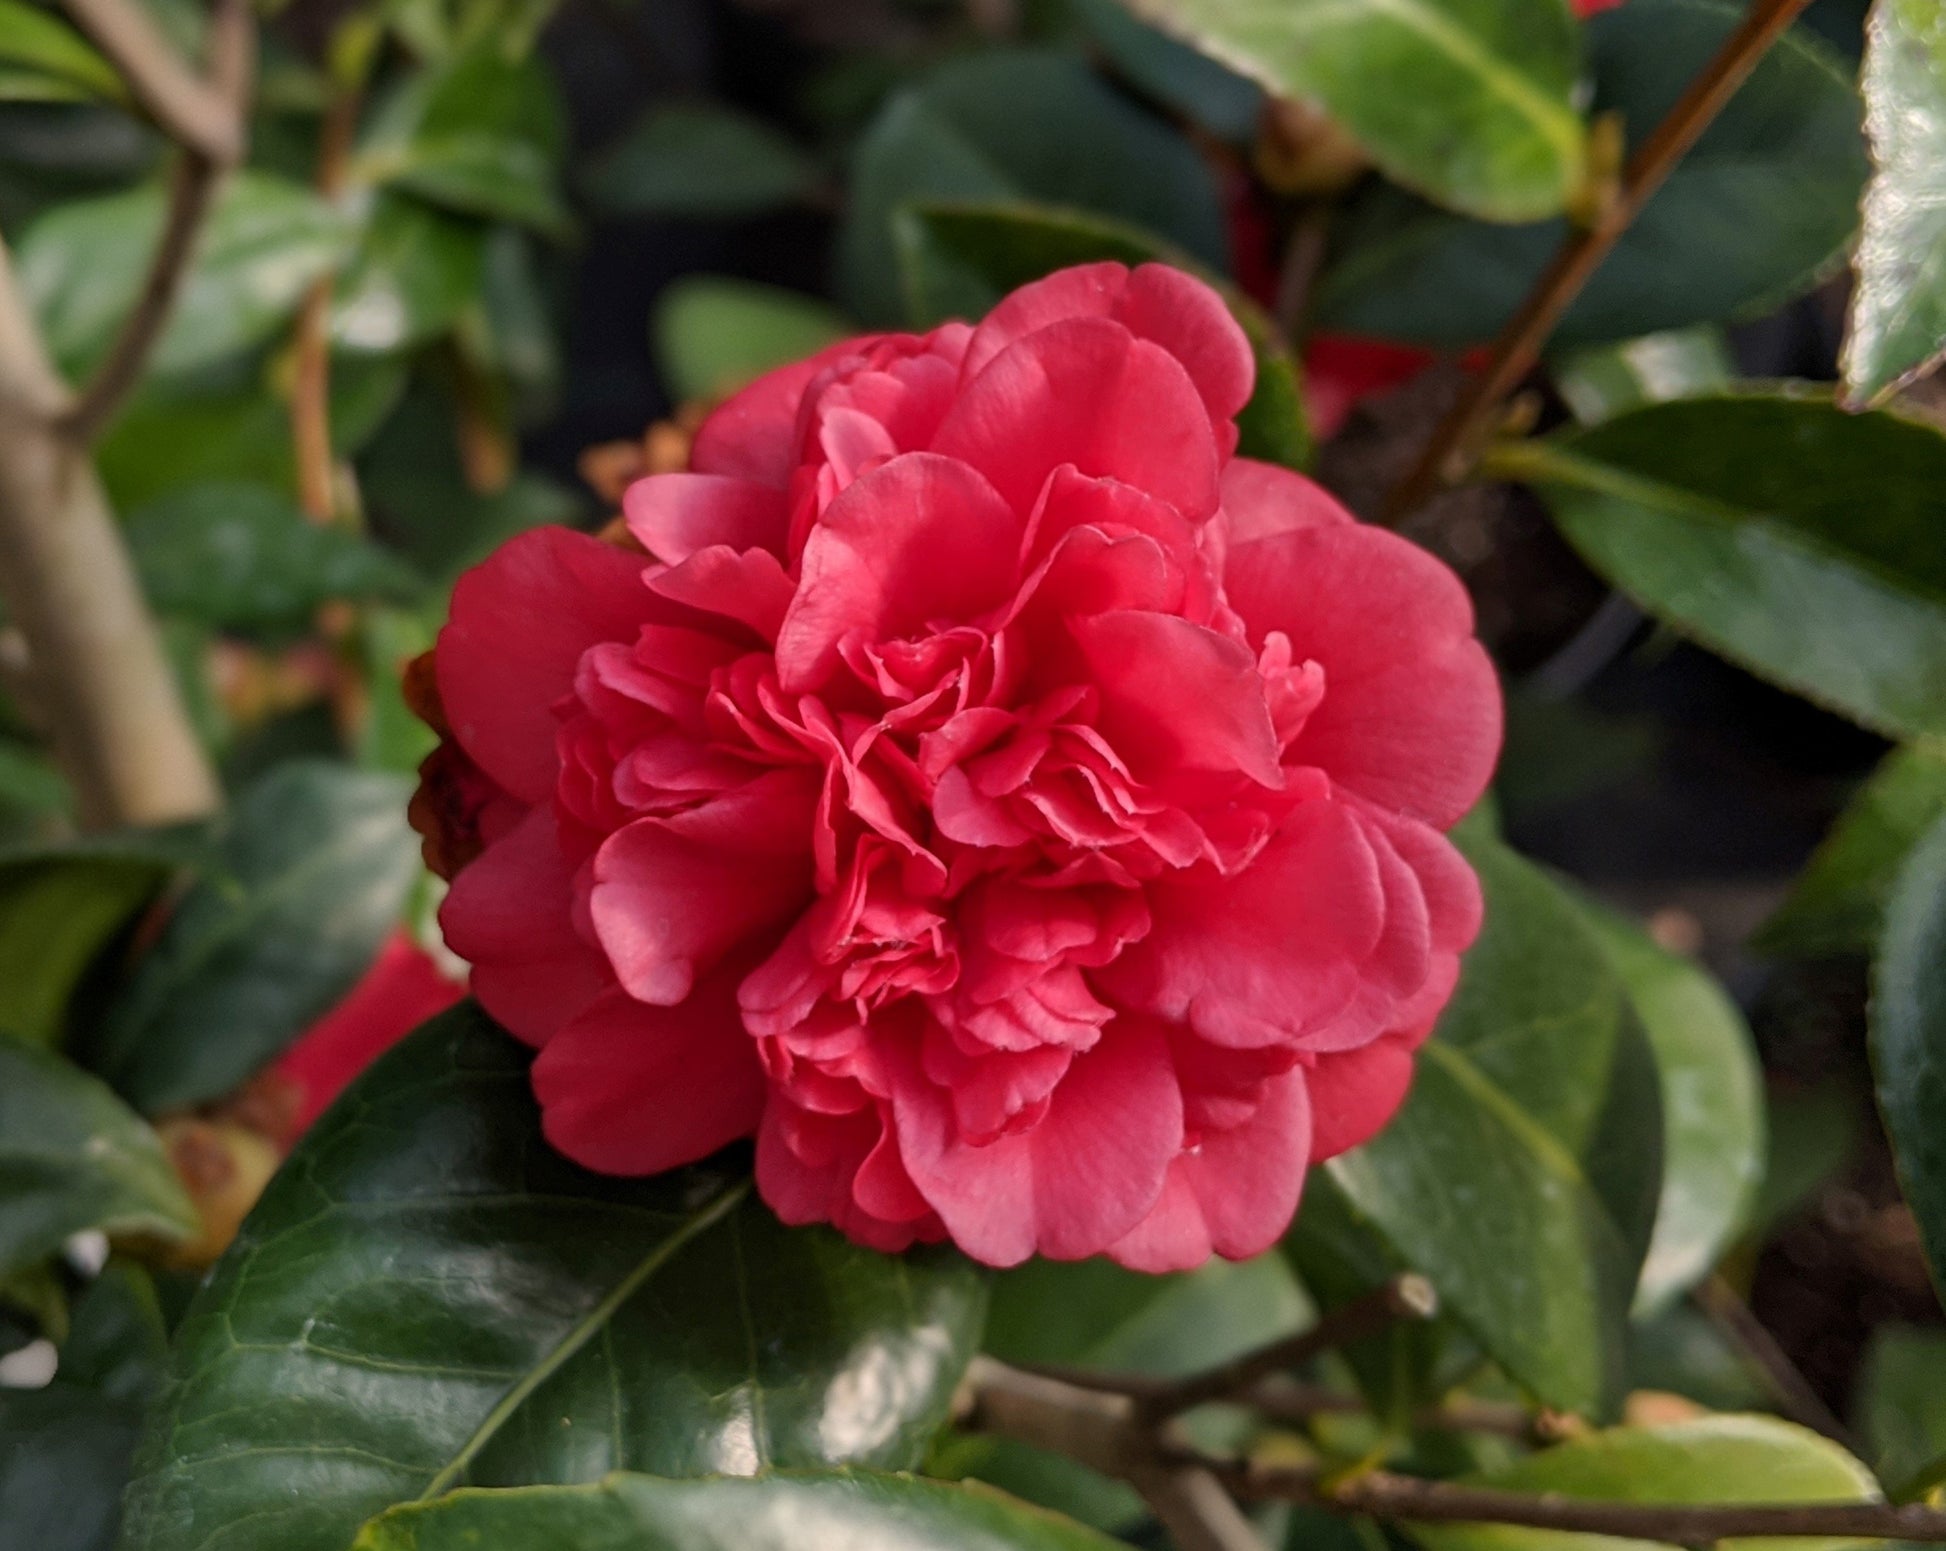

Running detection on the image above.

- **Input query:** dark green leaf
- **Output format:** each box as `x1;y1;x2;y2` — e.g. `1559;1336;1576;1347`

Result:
837;49;1228;324
1871;809;1946;1298
896;201;1311;469
82;762;419;1114
0;1387;143;1551
1307;832;1663;1416
1579;904;1764;1313
1402;1416;1879;1551
652;277;851;403
1505;391;1946;741
1750;1080;1861;1235
1318;0;1866;349
1070;0;1262;141
584;103;821;217
17;171;352;378
1857;1323;1946;1495
1843;0;1946;406
0;0;124;103
357;46;569;234
121;1008;988;1551
0;859;162;1047
0;1034;196;1279
127;481;422;631
1626;1303;1771;1413
58;1262;169;1405
354;1472;1119;1551
0;741;67;824
1553;326;1735;424
1120;0;1585;220
1760;743;1946;957
332;194;488;354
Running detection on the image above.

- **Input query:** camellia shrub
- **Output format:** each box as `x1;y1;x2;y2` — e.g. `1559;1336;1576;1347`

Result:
1;0;1945;1549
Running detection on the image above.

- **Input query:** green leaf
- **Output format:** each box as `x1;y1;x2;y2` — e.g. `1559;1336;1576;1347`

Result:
127;481;423;631
1402;1416;1880;1551
0;0;125;104
1503;391;1946;742
17;171;353;379
584;102;821;217
81;762;419;1114
1857;1323;1946;1496
652;277;851;402
1553;326;1735;424
1871;809;1946;1299
1308;832;1663;1416
1070;0;1262;141
1120;0;1585;221
1317;0;1866;349
1578;905;1764;1314
121;1008;988;1551
357;45;570;234
354;1472;1119;1551
837;48;1228;324
332;194;488;354
0;1034;196;1279
1842;0;1946;406
0;1263;169;1551
1760;743;1946;957
895;201;1311;469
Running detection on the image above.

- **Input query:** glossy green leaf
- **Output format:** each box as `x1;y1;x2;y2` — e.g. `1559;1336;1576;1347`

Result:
122;1008;987;1551
1857;1324;1946;1495
0;0;124;104
17;171;353;379
332;194;488;354
0;852;176;1047
895;201;1311;470
837;49;1228;324
1403;1416;1880;1551
357;46;569;234
1311;833;1663;1416
1579;905;1764;1314
652;277;851;402
0;1035;195;1279
1070;0;1262;141
1760;743;1946;957
127;482;422;631
1505;392;1946;742
1318;0;1865;349
1121;0;1584;220
1842;0;1946;407
585;103;821;217
355;1472;1119;1551
82;762;419;1114
1871;809;1946;1298
1554;326;1735;425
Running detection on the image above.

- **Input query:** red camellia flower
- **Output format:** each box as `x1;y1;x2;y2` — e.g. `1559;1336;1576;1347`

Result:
422;262;1500;1270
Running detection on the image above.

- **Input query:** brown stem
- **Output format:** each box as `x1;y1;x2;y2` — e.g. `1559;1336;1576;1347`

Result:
61;0;255;443
1385;0;1818;520
0;240;220;826
59;0;244;164
965;1359;1946;1545
1137;1274;1438;1423
291;82;364;522
1693;1276;1856;1449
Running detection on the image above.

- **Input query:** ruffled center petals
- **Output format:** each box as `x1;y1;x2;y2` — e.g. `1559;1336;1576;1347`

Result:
1070;610;1284;791
590;768;820;1005
437;527;660;804
893;1017;1182;1265
534;966;767;1176
934;318;1223;523
776;452;1025;692
624;473;789;562
647;546;794;642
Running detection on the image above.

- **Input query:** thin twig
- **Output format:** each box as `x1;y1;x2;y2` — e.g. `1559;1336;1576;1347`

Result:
290;73;365;521
60;0;255;443
1248;1376;1551;1444
1693;1276;1857;1449
964;1360;1946;1544
59;0;243;163
1132;1462;1269;1551
1137;1274;1438;1423
1385;0;1818;520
